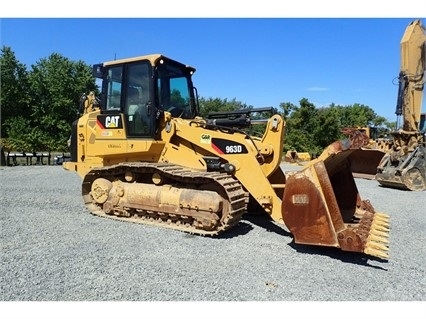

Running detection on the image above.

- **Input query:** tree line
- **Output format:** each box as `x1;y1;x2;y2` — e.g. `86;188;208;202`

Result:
1;46;97;153
1;46;395;156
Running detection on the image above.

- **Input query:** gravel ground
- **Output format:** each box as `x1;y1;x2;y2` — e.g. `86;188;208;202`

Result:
0;164;425;315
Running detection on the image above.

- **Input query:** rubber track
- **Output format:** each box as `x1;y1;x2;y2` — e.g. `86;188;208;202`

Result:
82;162;248;236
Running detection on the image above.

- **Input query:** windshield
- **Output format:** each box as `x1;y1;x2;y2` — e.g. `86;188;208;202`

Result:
156;61;196;119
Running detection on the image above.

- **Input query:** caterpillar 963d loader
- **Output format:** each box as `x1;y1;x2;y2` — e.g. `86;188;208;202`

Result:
376;19;426;191
64;54;390;260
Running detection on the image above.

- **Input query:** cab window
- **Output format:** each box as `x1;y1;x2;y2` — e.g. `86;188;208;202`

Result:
105;66;122;111
125;63;152;136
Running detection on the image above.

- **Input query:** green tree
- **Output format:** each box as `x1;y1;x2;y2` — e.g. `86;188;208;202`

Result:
2;50;97;152
0;46;31;141
338;103;377;127
314;105;342;149
278;99;392;157
198;97;248;117
3;116;32;151
27;53;97;151
280;98;322;156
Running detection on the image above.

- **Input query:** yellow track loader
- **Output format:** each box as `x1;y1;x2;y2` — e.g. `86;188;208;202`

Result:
64;54;390;260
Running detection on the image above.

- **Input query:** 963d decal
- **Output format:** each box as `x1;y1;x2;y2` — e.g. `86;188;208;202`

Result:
211;138;248;155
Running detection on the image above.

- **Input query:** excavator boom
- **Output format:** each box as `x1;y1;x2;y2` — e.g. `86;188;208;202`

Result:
397;19;425;132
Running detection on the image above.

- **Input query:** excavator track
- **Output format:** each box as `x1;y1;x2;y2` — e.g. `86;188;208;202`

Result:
81;162;248;236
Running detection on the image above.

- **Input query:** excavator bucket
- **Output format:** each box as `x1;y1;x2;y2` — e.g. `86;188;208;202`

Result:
376;144;426;191
338;127;389;179
346;148;386;179
281;139;390;259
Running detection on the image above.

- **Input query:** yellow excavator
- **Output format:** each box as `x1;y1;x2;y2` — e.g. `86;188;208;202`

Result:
337;19;425;190
64;54;390;260
376;19;426;191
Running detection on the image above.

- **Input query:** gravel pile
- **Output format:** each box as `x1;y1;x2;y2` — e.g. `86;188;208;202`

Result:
1;164;425;305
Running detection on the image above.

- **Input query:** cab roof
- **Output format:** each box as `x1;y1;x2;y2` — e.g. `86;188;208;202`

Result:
103;54;196;73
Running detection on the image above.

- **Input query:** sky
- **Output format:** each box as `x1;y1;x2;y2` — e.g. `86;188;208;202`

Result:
1;2;426;123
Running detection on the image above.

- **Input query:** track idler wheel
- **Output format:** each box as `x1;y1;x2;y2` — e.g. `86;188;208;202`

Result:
91;178;113;204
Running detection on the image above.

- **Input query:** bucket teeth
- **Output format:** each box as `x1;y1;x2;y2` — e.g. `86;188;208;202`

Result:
370;228;389;238
374;212;389;220
365;240;389;252
371;221;389;232
368;234;389;245
363;213;390;259
373;216;389;227
364;246;389;260
372;218;390;229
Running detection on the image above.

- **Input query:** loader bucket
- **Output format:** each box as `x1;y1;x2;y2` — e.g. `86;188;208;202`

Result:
346;148;386;179
281;140;390;259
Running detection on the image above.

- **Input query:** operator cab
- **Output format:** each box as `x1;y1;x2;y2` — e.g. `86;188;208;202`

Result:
93;54;198;138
